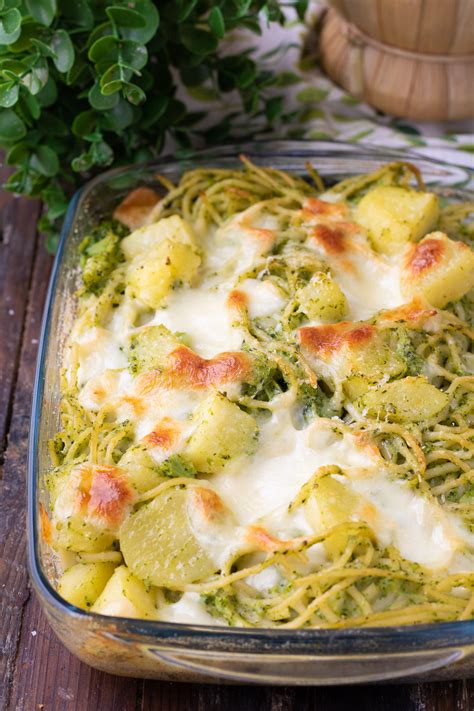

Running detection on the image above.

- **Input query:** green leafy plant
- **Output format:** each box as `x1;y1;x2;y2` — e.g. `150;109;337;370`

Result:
0;0;306;249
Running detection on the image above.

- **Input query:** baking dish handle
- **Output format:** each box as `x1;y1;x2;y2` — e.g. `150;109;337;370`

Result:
138;644;466;684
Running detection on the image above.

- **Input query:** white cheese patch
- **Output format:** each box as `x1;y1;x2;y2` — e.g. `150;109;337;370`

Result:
158;592;225;626
342;471;473;570
151;287;242;358
238;278;286;318
211;411;377;528
74;327;128;387
333;250;403;321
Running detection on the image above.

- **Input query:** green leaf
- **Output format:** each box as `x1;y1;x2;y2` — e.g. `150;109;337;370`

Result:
58;0;94;29
209;7;225;39
25;0;57;27
91;139;113;165
88;35;118;64
0;108;26;141
51;30;75;73
0;8;21;44
123;82;146;105
106;6;146;28
30;38;57;59
176;0;199;22
20;87;40;118
21;59;48;95
71;151;93;172
72;110;96;138
119;0;159;43
180;26;218;56
100;63;132;94
0;80;18;107
120;40;148;71
6;141;29;164
104;97;134;130
30;145;59;176
88;80;119;110
141;94;169;128
36;76;57;107
296;87;329;103
0;58;24;78
65;57;88;86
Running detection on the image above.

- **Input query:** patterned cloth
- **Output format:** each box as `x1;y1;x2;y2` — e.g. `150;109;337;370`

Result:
180;5;474;185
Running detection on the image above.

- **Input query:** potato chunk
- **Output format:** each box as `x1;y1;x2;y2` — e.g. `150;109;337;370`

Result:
91;565;157;618
360;376;449;422
296;272;348;322
128;324;181;374
120;488;221;587
305;475;364;558
121;214;196;259
118;445;162;493
49;463;135;553
184;393;259;474
127;239;201;309
299;323;406;384
356;186;439;255
57;562;116;610
401;232;474;308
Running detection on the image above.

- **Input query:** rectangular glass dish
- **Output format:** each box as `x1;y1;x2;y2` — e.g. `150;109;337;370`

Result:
28;140;474;685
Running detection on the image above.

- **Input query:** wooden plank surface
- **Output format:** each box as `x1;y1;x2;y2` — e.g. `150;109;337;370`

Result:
0;190;473;711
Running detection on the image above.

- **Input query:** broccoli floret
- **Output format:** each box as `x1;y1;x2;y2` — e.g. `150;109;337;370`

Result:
79;219;129;294
240;350;288;402
158;455;196;479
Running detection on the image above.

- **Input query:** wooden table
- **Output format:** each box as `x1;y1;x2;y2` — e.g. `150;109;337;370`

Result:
0;180;472;711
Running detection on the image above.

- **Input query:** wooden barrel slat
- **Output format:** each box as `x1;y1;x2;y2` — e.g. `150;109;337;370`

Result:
319;8;474;121
327;0;474;55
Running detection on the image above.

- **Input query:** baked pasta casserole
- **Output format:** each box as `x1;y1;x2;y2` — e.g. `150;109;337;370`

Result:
42;159;474;629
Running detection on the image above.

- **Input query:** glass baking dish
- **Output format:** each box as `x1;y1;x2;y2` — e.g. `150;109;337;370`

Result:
28;140;474;685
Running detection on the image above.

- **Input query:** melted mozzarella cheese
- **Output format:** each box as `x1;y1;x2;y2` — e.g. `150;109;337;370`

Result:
211;411;377;529
238;278;286;318
332;250;403;321
74;327;128;387
341;471;474;570
158;592;224;625
150;287;242;358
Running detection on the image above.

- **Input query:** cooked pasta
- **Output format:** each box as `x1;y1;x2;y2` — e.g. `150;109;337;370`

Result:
44;158;474;628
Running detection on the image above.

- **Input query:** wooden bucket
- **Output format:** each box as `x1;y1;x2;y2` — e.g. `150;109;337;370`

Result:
319;8;474;121
327;0;474;54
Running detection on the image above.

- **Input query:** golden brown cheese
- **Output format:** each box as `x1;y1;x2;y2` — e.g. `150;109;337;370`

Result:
299;322;375;359
163;346;251;390
114;187;161;229
143;417;181;451
76;464;135;529
244;525;307;553
301;197;348;220
377;298;437;326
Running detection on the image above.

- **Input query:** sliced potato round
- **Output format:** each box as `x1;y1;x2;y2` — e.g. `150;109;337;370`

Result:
120;488;218;587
